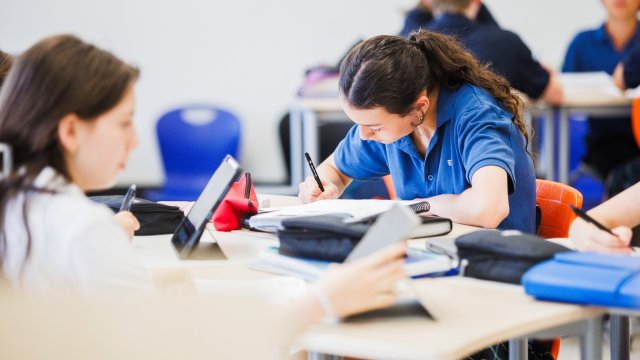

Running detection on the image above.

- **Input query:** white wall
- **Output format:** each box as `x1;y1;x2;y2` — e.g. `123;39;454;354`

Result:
0;0;606;186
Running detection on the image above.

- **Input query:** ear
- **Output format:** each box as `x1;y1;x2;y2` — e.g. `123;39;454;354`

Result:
414;92;430;114
58;113;82;154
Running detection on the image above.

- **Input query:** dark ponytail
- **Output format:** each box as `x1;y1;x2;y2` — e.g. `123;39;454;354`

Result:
339;30;531;157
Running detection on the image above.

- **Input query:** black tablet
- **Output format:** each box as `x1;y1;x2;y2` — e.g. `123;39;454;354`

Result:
171;155;242;258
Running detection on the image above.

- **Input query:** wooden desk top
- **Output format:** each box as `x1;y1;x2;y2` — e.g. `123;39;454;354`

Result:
299;277;604;360
134;195;603;360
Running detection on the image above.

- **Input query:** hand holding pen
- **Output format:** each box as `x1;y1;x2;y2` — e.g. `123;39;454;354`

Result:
568;205;633;254
114;184;140;239
298;153;340;204
120;184;137;211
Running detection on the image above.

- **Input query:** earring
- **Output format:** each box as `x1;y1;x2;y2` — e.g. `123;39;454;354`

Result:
416;112;425;126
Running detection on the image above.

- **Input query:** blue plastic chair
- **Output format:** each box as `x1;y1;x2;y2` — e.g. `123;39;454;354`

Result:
147;105;241;201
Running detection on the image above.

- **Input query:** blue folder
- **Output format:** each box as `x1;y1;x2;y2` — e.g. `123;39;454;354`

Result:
522;252;640;309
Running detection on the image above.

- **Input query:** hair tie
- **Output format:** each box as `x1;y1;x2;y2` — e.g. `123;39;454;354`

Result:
408;37;428;58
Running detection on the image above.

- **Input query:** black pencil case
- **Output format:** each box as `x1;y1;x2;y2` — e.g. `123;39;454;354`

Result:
89;195;185;236
455;230;571;285
277;214;370;262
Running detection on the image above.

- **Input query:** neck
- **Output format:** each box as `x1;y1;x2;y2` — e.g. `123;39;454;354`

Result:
606;17;637;51
412;88;440;156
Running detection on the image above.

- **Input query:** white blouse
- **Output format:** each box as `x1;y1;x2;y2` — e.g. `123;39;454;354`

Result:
2;167;153;295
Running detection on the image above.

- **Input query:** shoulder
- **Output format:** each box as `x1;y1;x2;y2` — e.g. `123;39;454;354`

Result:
449;84;508;115
404;8;432;23
567;27;601;48
443;84;513;130
25;179;124;244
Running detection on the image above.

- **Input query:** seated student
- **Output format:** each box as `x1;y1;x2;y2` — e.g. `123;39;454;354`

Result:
0;34;407;325
562;0;640;181
426;0;563;105
400;0;498;38
569;182;640;253
298;30;537;233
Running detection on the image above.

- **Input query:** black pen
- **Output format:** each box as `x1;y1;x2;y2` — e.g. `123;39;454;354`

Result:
119;184;137;212
304;152;325;192
569;205;615;236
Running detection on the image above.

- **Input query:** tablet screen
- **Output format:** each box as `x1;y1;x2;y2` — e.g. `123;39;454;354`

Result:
171;155;242;257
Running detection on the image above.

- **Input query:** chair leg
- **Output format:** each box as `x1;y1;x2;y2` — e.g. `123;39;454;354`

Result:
610;315;630;360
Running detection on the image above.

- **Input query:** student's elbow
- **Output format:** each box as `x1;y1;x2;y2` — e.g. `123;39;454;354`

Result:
541;79;564;106
472;200;509;229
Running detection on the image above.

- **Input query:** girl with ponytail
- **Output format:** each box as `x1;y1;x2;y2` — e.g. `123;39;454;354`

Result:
298;30;536;233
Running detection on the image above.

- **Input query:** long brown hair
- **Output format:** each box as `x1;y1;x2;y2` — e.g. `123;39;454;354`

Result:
339;30;530;154
0;34;139;272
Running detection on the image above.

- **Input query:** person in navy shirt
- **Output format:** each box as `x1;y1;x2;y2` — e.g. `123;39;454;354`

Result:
399;0;498;38
298;30;536;233
427;0;563;105
562;0;640;180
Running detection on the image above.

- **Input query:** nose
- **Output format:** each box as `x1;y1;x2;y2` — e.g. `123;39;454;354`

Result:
129;127;140;150
359;126;375;140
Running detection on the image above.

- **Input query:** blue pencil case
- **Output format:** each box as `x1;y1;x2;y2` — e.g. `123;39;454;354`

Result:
522;252;640;309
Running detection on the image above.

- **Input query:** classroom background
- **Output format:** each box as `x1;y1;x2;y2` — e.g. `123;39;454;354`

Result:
0;0;607;187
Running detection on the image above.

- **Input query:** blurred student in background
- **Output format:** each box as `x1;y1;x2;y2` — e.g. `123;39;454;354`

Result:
562;0;640;184
0;35;407;331
426;0;564;105
400;0;497;37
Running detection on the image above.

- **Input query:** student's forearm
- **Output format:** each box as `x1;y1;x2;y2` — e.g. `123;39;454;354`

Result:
317;154;352;194
588;182;640;229
427;190;509;228
427;166;509;228
541;75;564;106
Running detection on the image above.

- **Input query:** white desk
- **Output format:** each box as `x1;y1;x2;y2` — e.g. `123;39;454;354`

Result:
300;277;603;360
134;195;606;360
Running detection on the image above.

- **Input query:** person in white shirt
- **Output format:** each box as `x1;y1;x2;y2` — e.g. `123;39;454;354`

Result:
0;34;407;324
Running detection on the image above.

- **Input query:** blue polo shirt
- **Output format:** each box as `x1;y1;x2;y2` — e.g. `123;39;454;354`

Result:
562;23;640;177
562;23;640;73
334;83;536;233
428;14;550;100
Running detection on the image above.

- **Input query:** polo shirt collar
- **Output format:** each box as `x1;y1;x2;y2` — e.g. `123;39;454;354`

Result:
430;14;475;37
596;21;640;49
433;13;474;28
595;24;609;44
435;86;455;128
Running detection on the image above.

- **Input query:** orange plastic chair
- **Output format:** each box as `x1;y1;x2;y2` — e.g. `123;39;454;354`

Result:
535;179;584;359
535;179;584;238
632;98;640;148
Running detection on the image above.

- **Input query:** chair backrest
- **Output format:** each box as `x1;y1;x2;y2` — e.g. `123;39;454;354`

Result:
535;179;583;238
156;105;241;196
631;97;640;148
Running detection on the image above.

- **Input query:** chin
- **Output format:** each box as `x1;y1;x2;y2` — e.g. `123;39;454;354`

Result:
86;179;118;192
